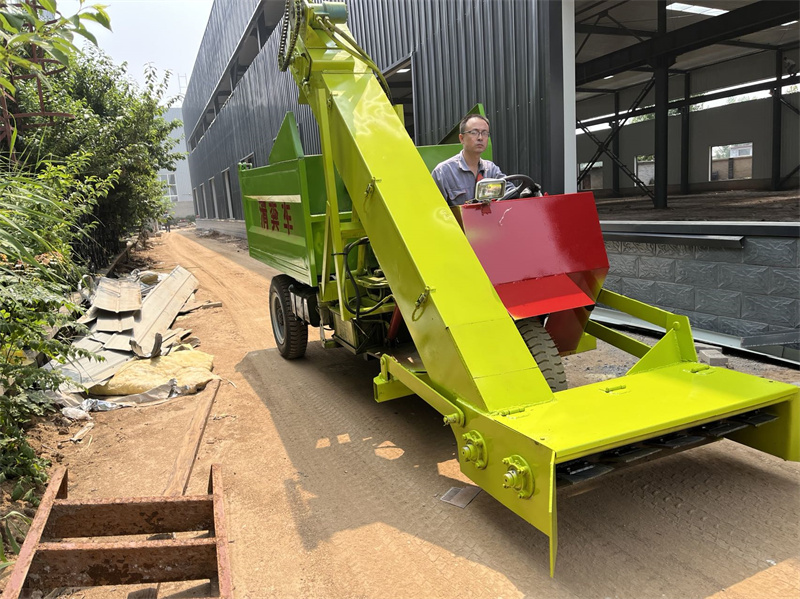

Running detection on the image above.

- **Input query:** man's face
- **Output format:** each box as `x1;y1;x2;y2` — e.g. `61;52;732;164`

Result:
459;117;490;155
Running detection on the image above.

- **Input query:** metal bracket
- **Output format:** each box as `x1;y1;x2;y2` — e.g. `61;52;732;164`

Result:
461;430;488;469
501;454;534;499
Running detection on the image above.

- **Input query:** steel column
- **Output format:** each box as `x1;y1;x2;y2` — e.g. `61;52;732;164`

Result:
612;92;620;195
653;1;669;209
772;49;783;190
680;73;690;195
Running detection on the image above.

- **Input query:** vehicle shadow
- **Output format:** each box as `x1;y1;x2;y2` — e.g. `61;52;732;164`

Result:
236;343;800;598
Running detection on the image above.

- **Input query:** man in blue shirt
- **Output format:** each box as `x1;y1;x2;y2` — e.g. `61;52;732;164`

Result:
431;114;506;206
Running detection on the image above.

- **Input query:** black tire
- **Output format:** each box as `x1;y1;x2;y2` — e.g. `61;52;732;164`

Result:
516;318;567;392
269;275;308;359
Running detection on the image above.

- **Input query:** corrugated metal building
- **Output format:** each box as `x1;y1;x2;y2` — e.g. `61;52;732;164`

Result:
183;0;575;221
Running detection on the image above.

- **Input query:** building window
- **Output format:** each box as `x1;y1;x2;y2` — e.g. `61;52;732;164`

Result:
709;143;753;181
159;172;178;202
578;161;603;190
635;155;655;185
192;188;199;216
240;153;255;169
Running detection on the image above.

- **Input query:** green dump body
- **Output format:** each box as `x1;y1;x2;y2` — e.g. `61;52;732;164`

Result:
240;151;350;287
239;117;466;287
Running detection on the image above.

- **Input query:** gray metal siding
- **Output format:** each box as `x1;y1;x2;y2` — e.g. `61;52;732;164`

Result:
185;0;566;221
186;30;319;220
183;0;262;131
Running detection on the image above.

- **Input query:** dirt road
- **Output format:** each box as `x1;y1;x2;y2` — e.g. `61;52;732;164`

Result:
12;230;800;599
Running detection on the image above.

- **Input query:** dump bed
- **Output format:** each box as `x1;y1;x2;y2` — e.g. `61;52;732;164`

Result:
240;150;352;286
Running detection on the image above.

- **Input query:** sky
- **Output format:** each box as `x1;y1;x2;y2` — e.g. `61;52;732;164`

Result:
61;0;215;105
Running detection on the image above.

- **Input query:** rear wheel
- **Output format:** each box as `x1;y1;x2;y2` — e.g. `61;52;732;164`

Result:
269;275;308;359
516;318;567;392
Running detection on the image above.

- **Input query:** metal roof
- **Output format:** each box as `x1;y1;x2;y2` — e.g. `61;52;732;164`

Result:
575;0;799;101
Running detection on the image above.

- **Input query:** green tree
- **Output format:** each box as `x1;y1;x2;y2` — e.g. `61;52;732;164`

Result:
0;154;116;488
0;1;112;492
16;48;182;266
0;0;110;94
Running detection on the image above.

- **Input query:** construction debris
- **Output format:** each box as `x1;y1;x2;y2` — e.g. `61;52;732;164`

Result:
92;277;142;313
69;422;94;443
179;300;223;314
47;265;200;389
90;349;219;396
698;348;729;367
104;266;198;352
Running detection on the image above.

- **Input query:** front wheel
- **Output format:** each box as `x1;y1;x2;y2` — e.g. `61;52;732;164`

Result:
516;318;567;392
269;275;308;359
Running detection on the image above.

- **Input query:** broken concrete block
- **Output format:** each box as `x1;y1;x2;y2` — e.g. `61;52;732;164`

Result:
698;349;728;367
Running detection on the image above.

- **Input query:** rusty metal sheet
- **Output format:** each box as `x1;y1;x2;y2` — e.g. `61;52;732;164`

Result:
25;539;218;588
44;497;214;539
93;278;142;313
104;266;198;353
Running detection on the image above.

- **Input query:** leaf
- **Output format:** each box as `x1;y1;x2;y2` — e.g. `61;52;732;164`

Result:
75;25;97;46
2;12;25;32
81;11;111;31
5;522;21;554
10;482;24;501
0;76;14;95
0;13;19;34
39;0;58;13
46;46;71;66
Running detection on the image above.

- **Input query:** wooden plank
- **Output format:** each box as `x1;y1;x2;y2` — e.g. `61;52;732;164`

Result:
2;469;68;599
93;278;142;313
179;301;222;315
25;539;217;588
162;380;221;497
105;266;198;353
44;497;214;538
210;465;233;599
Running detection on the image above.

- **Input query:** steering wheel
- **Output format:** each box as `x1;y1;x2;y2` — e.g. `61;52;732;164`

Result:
500;174;540;201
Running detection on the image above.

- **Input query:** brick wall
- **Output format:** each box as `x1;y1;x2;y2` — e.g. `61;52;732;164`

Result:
603;235;799;340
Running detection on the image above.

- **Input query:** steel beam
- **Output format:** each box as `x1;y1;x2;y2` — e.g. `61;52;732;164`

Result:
576;23;780;51
578;74;800;129
577;77;655;190
779;164;800;188
576;1;800;85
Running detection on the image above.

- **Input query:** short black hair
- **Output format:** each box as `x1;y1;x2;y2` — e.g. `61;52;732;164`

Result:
459;114;490;134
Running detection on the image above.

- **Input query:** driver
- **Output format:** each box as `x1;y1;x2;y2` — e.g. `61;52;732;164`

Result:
431;114;506;206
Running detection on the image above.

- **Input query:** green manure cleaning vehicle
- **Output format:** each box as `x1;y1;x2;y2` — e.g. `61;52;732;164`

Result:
238;0;799;575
